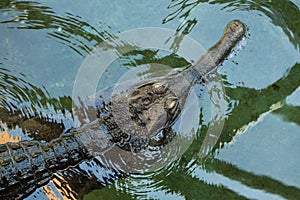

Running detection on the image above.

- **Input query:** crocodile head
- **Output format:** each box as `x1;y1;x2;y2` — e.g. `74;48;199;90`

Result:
128;80;179;130
110;75;182;148
108;20;246;151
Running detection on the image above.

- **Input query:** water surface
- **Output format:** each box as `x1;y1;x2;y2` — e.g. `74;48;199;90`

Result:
1;0;300;199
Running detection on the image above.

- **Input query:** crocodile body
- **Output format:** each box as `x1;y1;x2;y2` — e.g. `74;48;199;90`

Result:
0;20;246;199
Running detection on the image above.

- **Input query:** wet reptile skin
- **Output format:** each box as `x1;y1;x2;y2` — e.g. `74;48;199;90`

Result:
0;20;246;199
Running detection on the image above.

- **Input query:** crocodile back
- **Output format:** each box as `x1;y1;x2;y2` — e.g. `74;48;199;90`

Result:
0;135;90;199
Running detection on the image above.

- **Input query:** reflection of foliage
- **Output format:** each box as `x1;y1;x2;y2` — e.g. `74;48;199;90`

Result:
122;49;190;68
163;0;201;34
201;158;300;200
157;129;248;199
218;63;300;148
0;67;73;111
84;184;137;200
273;105;300;126
148;115;300;200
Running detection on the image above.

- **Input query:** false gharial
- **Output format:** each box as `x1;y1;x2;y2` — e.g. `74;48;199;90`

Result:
0;20;246;199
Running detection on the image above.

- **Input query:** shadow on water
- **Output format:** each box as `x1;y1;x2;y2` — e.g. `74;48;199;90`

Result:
0;0;300;199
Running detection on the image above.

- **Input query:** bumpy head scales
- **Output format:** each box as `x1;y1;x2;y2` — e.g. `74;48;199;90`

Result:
128;81;180;129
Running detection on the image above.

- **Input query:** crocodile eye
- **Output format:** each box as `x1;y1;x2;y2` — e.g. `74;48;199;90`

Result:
141;97;151;106
168;100;177;110
164;96;178;113
152;82;168;94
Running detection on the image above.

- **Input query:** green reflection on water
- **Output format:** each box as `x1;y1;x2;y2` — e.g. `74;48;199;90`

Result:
1;0;300;199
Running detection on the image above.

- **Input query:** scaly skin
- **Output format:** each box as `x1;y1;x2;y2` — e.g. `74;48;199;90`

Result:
0;133;90;199
0;20;246;199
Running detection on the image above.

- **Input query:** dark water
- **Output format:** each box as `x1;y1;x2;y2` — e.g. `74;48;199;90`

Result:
1;0;300;199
